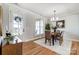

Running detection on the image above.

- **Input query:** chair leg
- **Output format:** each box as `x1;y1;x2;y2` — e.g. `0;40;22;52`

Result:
50;40;51;46
52;35;54;45
55;39;56;42
52;39;54;45
59;40;61;46
45;39;47;44
48;39;51;46
59;37;63;46
54;36;57;42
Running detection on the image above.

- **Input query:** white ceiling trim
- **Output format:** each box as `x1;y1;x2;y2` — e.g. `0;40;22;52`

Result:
17;3;79;18
8;4;46;18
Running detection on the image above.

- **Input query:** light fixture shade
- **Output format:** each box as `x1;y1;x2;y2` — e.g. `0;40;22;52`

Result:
51;10;59;21
51;17;59;21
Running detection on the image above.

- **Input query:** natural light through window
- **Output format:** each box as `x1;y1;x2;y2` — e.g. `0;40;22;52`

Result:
13;16;23;36
35;19;44;35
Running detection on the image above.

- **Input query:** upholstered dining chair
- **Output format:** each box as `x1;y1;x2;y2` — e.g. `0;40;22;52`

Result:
56;31;63;46
45;31;51;46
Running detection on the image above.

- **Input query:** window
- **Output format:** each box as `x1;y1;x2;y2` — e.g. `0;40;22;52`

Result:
35;19;44;35
13;16;23;35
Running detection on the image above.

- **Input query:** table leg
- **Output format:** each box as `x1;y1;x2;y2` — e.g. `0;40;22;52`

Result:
52;35;54;45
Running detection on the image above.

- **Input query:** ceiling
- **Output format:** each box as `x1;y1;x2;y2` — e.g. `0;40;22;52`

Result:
17;3;79;17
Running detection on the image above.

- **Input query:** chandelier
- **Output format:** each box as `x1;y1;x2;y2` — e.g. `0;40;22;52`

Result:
51;10;59;21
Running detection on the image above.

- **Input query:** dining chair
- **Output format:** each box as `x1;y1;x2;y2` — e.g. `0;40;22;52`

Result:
56;31;63;46
45;31;51;46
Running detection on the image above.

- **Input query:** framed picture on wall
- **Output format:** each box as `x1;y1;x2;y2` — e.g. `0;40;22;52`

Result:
56;20;65;28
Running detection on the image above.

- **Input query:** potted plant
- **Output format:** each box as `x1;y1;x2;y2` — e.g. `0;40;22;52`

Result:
45;23;51;31
4;35;14;45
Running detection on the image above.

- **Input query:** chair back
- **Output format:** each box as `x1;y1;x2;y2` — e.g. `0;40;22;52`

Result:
45;31;51;39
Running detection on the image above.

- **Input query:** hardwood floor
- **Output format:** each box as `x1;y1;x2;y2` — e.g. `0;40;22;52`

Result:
22;41;58;55
2;43;22;55
2;41;58;55
70;41;79;55
2;39;79;55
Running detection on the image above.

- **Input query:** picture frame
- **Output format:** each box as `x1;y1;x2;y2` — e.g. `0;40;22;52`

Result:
56;20;65;28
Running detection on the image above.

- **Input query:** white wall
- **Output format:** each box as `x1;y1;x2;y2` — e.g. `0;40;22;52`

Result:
63;14;79;39
56;14;79;40
0;4;9;37
2;3;79;41
48;14;79;40
23;12;36;40
8;4;46;41
23;13;46;41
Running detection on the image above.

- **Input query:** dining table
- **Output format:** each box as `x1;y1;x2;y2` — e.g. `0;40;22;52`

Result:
51;32;55;45
51;32;60;45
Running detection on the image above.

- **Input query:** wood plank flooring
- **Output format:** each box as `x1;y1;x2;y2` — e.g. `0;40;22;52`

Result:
70;41;79;55
2;41;58;55
2;43;22;55
22;41;58;55
2;39;79;55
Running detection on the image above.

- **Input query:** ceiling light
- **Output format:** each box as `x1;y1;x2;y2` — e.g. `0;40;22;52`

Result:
51;10;59;21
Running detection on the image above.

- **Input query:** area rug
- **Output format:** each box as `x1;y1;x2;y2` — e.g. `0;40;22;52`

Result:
34;38;72;55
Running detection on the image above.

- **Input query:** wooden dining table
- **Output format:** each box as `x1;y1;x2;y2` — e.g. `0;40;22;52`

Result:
51;32;59;45
45;30;63;46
